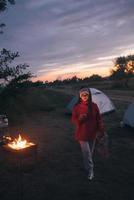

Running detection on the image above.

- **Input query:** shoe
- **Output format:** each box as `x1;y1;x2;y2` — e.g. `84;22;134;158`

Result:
88;171;94;181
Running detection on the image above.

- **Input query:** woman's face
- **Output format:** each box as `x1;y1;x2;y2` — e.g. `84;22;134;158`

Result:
80;93;89;102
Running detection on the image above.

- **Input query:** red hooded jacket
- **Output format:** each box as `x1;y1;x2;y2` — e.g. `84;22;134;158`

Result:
72;101;105;141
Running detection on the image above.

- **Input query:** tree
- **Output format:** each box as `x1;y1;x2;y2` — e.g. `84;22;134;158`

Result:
0;48;33;117
0;0;15;11
126;55;134;74
110;55;134;88
70;75;80;83
0;3;32;85
0;23;6;34
0;48;32;84
0;0;15;33
89;74;102;81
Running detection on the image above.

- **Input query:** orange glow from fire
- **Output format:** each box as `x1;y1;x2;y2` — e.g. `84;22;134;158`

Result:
8;135;34;150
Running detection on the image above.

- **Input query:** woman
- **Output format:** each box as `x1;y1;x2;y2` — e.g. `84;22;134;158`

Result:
72;88;105;180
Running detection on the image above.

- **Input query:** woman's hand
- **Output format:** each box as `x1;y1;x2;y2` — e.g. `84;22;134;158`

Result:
78;113;87;122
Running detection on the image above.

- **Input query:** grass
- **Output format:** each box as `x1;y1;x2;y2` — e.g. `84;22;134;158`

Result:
0;87;134;200
0;87;72;125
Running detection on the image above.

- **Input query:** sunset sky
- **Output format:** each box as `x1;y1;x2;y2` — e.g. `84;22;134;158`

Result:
1;0;134;81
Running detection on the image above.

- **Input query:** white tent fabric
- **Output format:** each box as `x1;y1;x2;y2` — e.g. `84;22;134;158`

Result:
123;103;134;128
67;88;115;114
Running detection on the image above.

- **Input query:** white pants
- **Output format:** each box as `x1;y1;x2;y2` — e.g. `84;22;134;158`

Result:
79;141;94;175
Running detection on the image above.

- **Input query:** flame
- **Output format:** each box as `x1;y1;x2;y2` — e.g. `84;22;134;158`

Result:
3;135;12;141
7;134;34;150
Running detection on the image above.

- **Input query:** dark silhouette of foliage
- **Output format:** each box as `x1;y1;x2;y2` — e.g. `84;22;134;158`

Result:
110;55;134;88
89;74;102;81
46;74;104;86
32;81;44;87
1;74;33;98
0;23;6;34
0;48;32;83
0;0;15;11
0;0;15;33
0;48;33;115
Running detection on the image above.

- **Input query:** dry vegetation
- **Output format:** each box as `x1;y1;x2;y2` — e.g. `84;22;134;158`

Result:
0;84;134;200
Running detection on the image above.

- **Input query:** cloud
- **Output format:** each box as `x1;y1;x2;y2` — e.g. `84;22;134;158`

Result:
1;0;134;81
97;55;118;61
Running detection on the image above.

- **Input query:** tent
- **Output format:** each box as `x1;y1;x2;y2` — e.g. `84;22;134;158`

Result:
66;88;115;115
123;103;134;128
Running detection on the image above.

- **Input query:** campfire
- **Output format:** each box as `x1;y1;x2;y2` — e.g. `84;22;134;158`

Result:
1;134;37;171
1;134;38;200
7;134;34;150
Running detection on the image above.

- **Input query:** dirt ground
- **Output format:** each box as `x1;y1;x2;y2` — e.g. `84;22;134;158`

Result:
0;90;134;200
